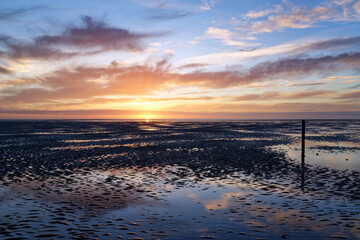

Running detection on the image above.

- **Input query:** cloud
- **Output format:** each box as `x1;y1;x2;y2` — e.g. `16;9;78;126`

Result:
233;91;333;101
245;5;283;19
0;6;44;22
148;10;191;20
95;96;215;102
1;52;360;108
177;43;298;66
0;61;176;106
0;16;164;61
344;83;360;89
241;52;360;81
249;6;337;34
332;0;357;17
180;36;360;68
205;27;247;46
293;36;360;53
177;63;209;70
337;90;360;99
0;36;77;60
37;16;161;51
0;66;11;75
130;0;188;10
181;102;360;113
191;25;255;47
354;1;360;14
288;82;326;87
323;75;360;81
199;0;220;11
179;52;360;88
333;0;354;5
237;0;360;35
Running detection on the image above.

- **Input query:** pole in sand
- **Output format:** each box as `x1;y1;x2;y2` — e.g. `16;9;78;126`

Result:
301;120;305;191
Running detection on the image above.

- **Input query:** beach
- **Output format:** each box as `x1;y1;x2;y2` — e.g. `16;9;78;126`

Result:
0;120;359;239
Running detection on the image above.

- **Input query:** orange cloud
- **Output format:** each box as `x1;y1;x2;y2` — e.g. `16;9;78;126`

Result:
337;90;360;99
233;90;333;101
1;51;360;115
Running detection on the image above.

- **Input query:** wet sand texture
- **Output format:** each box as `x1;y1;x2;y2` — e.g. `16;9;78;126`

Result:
0;120;359;239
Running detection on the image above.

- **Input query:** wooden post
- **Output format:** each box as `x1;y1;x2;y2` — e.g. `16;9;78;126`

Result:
301;120;305;191
301;120;305;167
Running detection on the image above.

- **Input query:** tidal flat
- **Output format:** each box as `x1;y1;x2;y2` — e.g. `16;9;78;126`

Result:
0;120;359;240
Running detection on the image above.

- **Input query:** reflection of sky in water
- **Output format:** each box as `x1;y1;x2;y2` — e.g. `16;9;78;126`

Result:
109;171;359;239
0;167;359;239
273;141;360;171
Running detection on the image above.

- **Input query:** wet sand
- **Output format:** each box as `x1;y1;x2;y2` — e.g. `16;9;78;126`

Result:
0;120;359;239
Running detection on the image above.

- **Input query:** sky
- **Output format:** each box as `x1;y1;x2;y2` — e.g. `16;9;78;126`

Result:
0;0;359;119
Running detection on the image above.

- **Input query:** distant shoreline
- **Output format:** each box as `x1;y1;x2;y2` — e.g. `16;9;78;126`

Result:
0;119;359;121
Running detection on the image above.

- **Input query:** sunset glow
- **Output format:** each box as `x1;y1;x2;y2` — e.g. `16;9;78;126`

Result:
0;0;359;119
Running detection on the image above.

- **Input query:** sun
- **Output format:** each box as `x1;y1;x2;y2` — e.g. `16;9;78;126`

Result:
145;115;151;122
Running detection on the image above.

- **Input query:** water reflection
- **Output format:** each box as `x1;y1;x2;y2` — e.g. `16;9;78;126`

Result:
0;166;359;239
